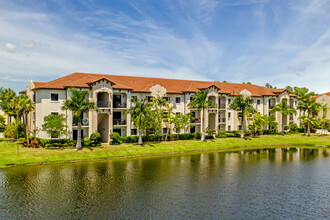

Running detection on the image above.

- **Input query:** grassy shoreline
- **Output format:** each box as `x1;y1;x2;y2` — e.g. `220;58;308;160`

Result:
0;134;329;168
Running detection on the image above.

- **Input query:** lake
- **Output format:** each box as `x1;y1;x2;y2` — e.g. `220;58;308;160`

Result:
0;147;329;219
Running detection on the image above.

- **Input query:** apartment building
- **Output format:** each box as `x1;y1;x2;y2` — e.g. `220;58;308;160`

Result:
21;72;300;142
314;92;330;119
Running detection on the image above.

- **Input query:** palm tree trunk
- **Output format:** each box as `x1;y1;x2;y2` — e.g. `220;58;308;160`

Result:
138;123;143;145
307;121;311;136
76;122;82;150
201;108;205;142
25;112;29;145
281;114;284;135
241;111;244;139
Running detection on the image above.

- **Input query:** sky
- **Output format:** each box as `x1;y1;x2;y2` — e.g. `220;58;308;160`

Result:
0;0;330;94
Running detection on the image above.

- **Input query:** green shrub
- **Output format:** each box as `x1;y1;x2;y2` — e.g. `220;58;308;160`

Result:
288;123;299;134
205;135;214;139
4;122;24;139
83;137;91;147
216;133;227;138
225;133;235;137
90;132;101;143
110;132;122;145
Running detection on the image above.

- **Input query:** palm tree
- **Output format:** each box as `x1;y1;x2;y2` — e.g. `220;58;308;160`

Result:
0;88;17;123
229;95;256;138
188;89;216;142
125;97;152;145
62;88;97;150
304;97;322;136
270;99;296;135
16;94;35;144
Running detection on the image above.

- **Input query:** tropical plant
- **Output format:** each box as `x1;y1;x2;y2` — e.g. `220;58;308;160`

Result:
42;114;68;139
173;113;192;139
229;95;256;138
262;114;278;130
109;132;122;145
0;114;5;127
125;97;152;145
188;89;216;142
270;99;296;135
62;88;97;149
299;96;322;136
0;88;17;123
16;94;35;144
249;112;266;136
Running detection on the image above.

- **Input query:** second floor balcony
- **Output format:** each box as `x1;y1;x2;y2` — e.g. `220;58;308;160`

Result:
113;119;126;125
97;101;111;108
218;118;226;123
113;102;127;108
219;104;226;109
191;118;200;123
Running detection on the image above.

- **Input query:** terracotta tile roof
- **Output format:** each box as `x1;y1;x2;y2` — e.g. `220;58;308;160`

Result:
19;82;47;93
31;72;296;97
19;89;27;94
314;92;330;98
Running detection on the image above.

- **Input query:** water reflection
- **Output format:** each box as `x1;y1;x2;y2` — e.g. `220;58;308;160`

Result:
0;147;329;219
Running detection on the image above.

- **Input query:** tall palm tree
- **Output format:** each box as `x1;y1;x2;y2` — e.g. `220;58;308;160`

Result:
0;88;17;123
270;99;296;135
16;94;35;144
229;95;256;138
125;97;152;145
62;88;97;150
304;98;322;136
188;89;216;142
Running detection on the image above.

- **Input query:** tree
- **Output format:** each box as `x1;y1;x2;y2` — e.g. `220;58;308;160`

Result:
298;96;322;136
0;88;17;123
188;89;216;142
42;114;68;138
229;95;256;138
249;112;266;135
173;113;192;139
16;94;35;144
265;83;277;89
163;104;175;140
270;99;297;135
262;114;278;130
125;97;152;145
0;114;5;127
62;88;97;150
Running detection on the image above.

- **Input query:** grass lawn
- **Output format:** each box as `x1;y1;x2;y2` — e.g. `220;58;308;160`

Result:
0;134;329;168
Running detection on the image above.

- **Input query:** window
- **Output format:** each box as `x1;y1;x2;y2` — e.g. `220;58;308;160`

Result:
51;93;59;101
238;112;243;118
175;97;181;103
131;96;137;100
228;125;231;131
146;96;153;102
238;125;242;130
228;112;231;118
228;99;231;104
131;129;137;135
190;96;194;101
51;112;58;116
164;97;170;102
163;128;168;134
257;100;261;105
176;128;180;133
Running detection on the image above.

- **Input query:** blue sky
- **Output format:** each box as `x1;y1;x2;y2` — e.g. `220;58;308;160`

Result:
0;0;330;93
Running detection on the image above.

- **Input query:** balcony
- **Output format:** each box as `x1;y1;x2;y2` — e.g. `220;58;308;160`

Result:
219;104;226;109
269;105;274;109
72;119;88;126
113;119;126;125
97;101;111;108
218;118;226;123
113;102;127;108
191;118;201;123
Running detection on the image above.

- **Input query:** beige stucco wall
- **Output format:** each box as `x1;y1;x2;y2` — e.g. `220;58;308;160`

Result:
316;95;330;119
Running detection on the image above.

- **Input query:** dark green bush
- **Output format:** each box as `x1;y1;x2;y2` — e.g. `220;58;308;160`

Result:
110;132;122;145
288;123;299;134
205;135;214;139
83;137;91;146
90;132;101;143
225;133;235;137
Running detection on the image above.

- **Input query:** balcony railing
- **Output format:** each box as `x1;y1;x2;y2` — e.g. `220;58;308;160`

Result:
219;104;226;109
218;118;226;123
269;105;274;109
97;101;110;108
113;119;126;125
191;118;200;123
72;120;88;126
113;102;127;108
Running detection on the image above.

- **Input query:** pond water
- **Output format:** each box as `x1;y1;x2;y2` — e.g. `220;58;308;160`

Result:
0;147;330;219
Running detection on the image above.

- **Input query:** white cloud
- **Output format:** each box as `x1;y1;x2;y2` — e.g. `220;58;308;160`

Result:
4;43;17;53
20;42;36;48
